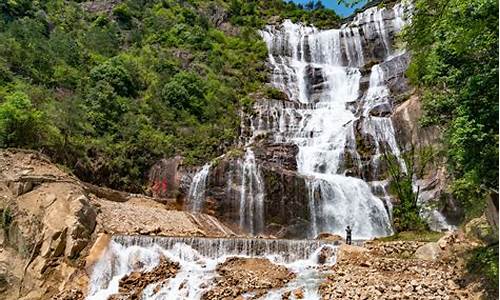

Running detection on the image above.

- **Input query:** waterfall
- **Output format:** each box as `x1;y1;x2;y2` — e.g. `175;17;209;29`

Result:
87;235;338;300
239;148;265;235
187;164;211;212
259;2;411;239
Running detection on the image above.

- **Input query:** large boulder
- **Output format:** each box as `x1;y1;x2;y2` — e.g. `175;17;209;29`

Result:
316;232;344;242
414;242;442;260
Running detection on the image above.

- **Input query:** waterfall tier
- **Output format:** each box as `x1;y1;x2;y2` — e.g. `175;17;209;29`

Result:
112;235;339;262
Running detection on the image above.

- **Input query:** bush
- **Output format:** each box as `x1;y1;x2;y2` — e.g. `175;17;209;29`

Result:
467;244;499;293
0;92;45;148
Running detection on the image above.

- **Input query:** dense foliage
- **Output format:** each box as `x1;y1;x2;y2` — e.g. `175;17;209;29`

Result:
402;0;499;216
229;0;341;28
0;0;341;192
383;146;427;232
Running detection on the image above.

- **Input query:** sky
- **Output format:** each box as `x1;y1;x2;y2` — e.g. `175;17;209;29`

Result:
288;0;368;17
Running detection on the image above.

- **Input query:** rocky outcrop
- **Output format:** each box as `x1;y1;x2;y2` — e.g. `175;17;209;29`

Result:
109;257;179;299
148;156;184;199
0;151;97;299
203;257;295;299
0;150;235;299
392;95;463;229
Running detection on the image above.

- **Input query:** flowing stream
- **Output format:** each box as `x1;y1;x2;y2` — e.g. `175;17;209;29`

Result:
87;236;338;300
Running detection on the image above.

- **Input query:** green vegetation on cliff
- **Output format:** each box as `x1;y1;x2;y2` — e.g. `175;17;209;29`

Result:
402;0;499;216
0;0;339;191
403;0;498;288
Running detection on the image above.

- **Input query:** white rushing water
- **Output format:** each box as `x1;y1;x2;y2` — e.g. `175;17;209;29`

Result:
187;163;211;212
239;148;265;235
187;150;265;236
87;236;338;300
259;2;411;239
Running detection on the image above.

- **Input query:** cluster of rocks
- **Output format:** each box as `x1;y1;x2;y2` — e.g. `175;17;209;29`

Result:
320;256;474;299
364;240;426;258
202;257;295;300
319;233;486;300
109;257;180;299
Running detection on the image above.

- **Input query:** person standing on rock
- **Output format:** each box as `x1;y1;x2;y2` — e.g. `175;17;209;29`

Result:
345;225;352;245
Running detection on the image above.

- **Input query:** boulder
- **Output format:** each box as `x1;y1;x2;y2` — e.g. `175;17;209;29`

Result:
85;233;111;274
414;242;442;260
315;232;344;242
368;103;392;117
464;216;497;243
293;288;305;299
317;246;336;264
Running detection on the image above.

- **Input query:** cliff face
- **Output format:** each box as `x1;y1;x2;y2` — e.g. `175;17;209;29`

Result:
392;95;463;230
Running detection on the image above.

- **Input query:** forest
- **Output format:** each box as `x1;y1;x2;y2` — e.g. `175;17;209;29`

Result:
0;0;339;191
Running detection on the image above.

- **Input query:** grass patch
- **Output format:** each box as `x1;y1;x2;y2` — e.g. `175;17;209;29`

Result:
375;231;445;242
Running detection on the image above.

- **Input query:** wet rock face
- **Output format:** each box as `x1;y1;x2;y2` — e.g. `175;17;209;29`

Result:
204;156;313;238
305;65;328;103
203;257;295;300
253;142;299;171
369;103;392;117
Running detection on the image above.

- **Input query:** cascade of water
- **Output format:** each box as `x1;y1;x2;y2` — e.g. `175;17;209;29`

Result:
259;3;412;239
187;164;211;212
362;63;407;173
239;149;265;235
87;236;338;300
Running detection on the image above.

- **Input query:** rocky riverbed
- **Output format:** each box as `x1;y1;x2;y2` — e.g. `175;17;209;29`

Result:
320;233;488;300
203;257;295;299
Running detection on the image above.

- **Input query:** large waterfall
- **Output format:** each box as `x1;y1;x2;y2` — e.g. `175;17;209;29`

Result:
185;2;411;239
257;3;410;239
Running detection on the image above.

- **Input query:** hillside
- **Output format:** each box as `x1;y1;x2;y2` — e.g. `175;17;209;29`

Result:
0;0;340;192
